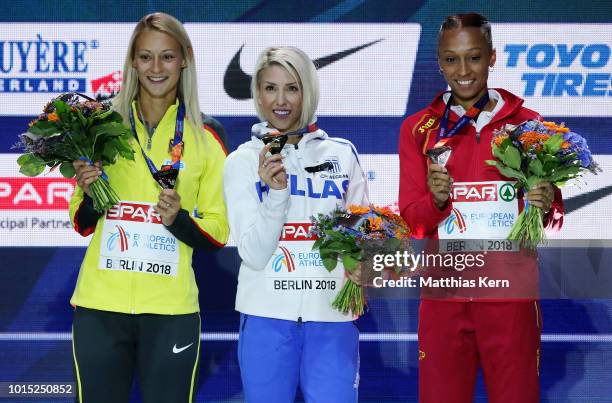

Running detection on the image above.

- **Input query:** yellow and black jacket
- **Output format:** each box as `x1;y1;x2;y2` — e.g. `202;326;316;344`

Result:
69;100;229;315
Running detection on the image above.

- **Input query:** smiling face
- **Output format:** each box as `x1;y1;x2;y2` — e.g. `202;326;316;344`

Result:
256;64;303;133
132;29;185;104
438;27;496;110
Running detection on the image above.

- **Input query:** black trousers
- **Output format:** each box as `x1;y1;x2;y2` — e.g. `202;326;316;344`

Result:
72;307;200;403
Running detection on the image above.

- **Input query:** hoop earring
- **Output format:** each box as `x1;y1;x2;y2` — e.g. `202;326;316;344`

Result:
438;68;444;75
489;66;494;72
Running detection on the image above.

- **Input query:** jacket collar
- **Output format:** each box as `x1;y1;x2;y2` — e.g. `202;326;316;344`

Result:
249;121;327;147
427;88;525;126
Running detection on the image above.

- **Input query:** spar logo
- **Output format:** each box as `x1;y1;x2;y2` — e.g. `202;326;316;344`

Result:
272;246;296;273
0;34;98;93
106;202;162;224
451;183;497;202
444;207;467;235
499;183;517;202
280;223;317;241
0;177;74;210
106;225;130;252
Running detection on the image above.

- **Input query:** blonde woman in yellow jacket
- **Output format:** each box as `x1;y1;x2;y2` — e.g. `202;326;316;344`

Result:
69;12;228;403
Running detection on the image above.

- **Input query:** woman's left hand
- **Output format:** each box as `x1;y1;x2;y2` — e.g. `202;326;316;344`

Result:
155;189;182;226
526;182;554;213
346;262;363;285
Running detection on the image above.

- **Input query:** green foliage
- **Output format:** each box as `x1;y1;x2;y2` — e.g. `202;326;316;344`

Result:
485;160;527;184
542;154;561;173
59;162;76;178
487;120;596;249
543;134;564;154
526;175;543;190
491;143;504;160
28;121;59;136
75;107;88;127
95;109;114;121
20;99;134;175
53;100;69;116
528;158;544;176
501;144;521;170
16;96;135;212
316;229;360;272
17;153;46;177
548;164;580;183
321;250;339;271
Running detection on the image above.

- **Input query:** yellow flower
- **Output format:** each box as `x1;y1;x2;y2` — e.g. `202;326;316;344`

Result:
368;216;383;231
518;131;550;151
374;206;394;218
348;205;370;215
494;134;509;147
543;121;570;133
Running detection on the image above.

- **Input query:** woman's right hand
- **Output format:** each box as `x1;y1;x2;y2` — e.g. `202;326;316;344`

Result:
73;159;102;198
427;163;453;210
258;145;287;190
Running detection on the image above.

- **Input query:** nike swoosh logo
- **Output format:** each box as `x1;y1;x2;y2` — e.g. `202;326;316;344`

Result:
223;39;384;100
563;184;612;214
172;342;194;354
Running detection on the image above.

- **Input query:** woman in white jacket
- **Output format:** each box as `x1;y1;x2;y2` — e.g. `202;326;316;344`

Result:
223;46;368;402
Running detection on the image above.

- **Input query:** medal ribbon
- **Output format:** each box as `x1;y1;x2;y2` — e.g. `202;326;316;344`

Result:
258;122;318;139
434;90;490;147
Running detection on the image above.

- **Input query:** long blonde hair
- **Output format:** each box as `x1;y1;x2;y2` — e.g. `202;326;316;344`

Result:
113;12;204;136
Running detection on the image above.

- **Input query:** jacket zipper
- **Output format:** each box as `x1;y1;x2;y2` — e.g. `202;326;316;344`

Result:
291;145;307;322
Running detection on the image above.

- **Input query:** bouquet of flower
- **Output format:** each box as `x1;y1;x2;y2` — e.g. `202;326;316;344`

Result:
16;92;134;212
486;120;599;248
310;205;412;315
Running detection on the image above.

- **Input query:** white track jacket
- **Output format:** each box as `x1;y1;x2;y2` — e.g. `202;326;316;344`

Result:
224;122;369;322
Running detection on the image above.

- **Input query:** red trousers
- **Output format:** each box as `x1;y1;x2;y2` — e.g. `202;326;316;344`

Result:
418;300;541;403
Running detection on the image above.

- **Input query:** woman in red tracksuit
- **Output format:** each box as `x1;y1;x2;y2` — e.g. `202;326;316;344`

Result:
398;13;563;403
